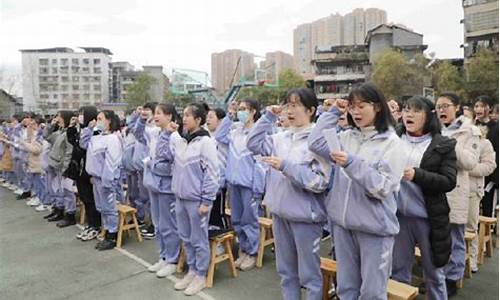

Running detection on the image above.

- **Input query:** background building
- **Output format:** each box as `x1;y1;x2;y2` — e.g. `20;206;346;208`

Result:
20;47;112;114
142;66;170;102
211;49;256;94
0;89;23;120
462;0;499;59
293;8;387;75
110;61;134;102
259;51;294;83
170;68;208;94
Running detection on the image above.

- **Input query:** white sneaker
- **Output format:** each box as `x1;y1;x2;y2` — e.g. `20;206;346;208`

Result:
25;198;35;205
28;197;40;207
1;182;8;187
174;270;196;290
0;178;5;183
14;188;23;195
156;263;177;278
235;253;247;268
7;184;16;191
76;226;91;239
240;255;256;271
184;275;206;296
148;259;167;273
35;204;51;212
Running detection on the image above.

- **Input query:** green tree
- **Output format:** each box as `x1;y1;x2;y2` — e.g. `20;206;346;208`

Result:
125;73;156;109
433;62;465;98
278;68;306;89
370;50;413;99
164;89;195;110
466;48;499;101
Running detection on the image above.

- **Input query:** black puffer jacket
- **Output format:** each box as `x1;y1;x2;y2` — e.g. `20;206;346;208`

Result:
412;134;457;267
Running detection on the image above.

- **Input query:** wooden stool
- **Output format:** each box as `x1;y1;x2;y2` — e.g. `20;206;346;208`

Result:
256;217;274;268
495;207;499;248
464;231;475;279
387;279;418;300
320;258;418;300
177;243;186;273
478;216;496;265
116;204;143;248
320;258;337;300
206;231;238;288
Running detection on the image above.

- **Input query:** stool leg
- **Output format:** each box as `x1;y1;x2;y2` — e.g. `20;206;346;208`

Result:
79;201;85;225
256;226;266;268
322;271;330;300
486;228;493;258
177;244;185;273
116;212;125;248
206;240;218;288
224;237;238;278
478;223;486;265
132;214;143;242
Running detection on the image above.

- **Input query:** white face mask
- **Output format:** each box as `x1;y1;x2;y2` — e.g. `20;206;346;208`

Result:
78;115;84;124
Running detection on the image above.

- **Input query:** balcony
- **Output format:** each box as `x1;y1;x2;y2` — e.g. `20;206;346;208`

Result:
314;73;366;82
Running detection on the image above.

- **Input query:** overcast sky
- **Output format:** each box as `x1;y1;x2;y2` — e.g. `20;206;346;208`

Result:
1;0;463;79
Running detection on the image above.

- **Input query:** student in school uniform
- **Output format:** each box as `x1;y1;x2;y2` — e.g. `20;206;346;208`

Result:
134;103;182;278
215;99;266;271
22;116;46;209
43;111;75;225
435;92;482;296
247;88;331;300
206;107;230;232
391;96;458;300
169;103;219;296
81;110;123;251
309;83;408;300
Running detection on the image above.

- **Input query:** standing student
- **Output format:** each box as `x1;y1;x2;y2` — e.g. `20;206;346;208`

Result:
309;83;407;300
215;99;266;271
435;92;481;296
134;103;182;278
391;96;457;300
69;106;102;240
170;103;219;296
81;110;123;250
206;107;230;231
21;116;46;208
43;111;75;225
247;88;331;300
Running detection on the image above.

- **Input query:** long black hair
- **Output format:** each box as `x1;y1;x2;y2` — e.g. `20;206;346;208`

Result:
157;103;183;134
79;106;98;128
100;110;121;133
58;110;74;128
401;96;441;136
187;102;209;126
347;83;394;133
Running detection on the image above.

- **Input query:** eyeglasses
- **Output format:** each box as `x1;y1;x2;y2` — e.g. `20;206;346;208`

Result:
436;103;454;110
348;101;374;113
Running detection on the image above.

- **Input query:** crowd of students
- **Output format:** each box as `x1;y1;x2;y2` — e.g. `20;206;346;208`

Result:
0;83;497;299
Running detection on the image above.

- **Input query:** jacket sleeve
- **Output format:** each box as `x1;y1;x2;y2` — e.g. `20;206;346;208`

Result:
343;139;406;201
61;133;74;172
251;160;266;198
308;107;342;161
66;126;79;146
413;139;458;194
79;127;93;150
455;131;480;171
280;154;331;194
22;139;43;155
152;131;175;177
44;124;58;145
247;112;276;157
214;114;233;146
101;138;123;188
469;139;497;178
200;138;220;205
132;118;148;145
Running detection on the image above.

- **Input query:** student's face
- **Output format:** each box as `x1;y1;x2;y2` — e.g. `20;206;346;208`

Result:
183;107;200;133
474;101;490;120
96;112;111;131
435;97;459;125
238;102;255;124
463;107;473;119
491;109;499;122
56;114;65;128
402;107;426;135
206;111;220;132
278;108;291;128
286;94;313;128
348;97;379;128
28;120;38;130
154;107;172;128
338;113;349;128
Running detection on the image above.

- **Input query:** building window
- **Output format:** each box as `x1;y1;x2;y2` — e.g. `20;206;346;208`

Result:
61;76;69;82
61;85;68;91
83;84;90;91
72;76;80;82
52;67;58;74
93;59;101;65
39;59;49;65
72;94;80;99
83;58;90;65
94;67;102;74
60;66;69;74
72;85;79;90
60;58;68;66
53;94;58;99
72;58;79;65
51;59;57;65
82;76;90;82
93;76;101;82
39;67;49;74
93;84;101;91
94;94;102;100
71;66;80;73
83;94;90;100
82;67;90;74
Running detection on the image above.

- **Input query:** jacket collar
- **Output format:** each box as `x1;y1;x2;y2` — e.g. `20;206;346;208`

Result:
184;128;210;144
